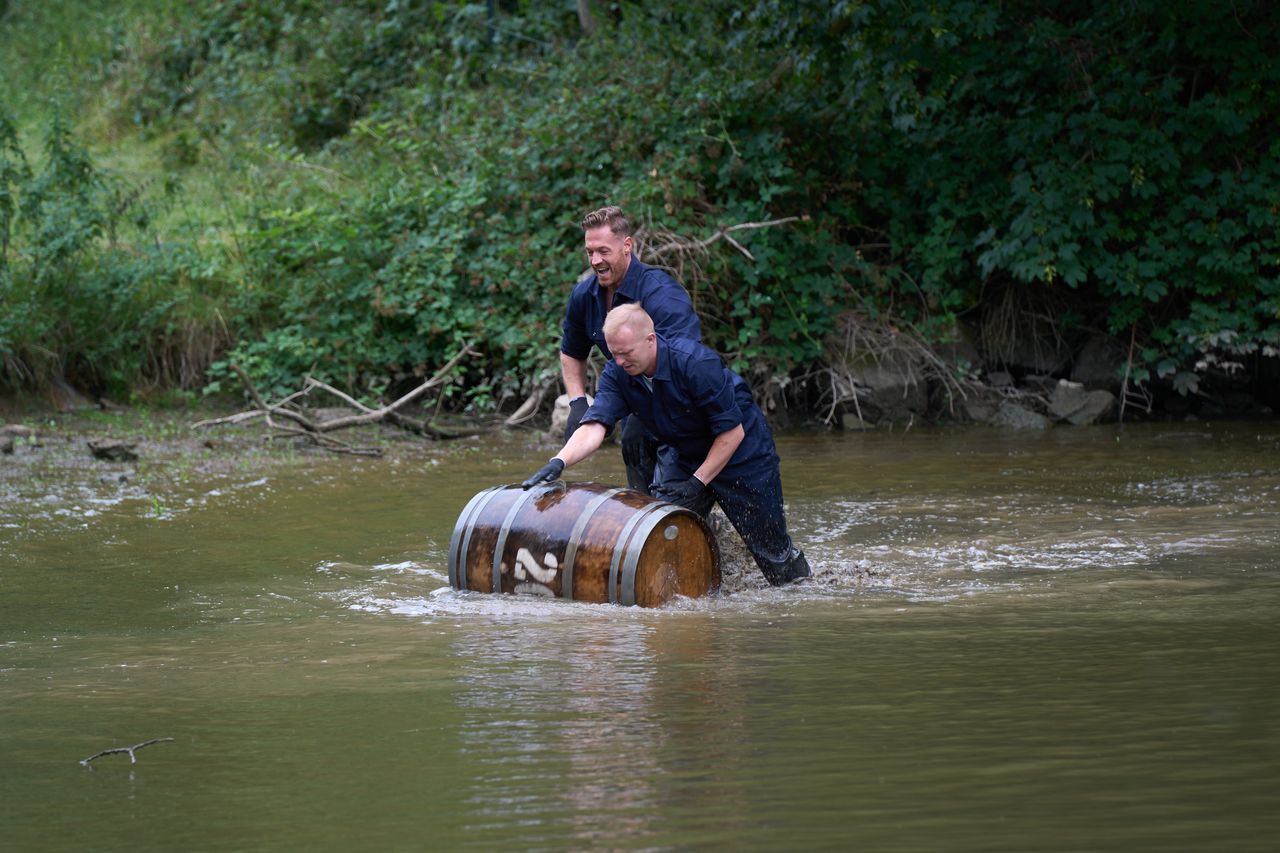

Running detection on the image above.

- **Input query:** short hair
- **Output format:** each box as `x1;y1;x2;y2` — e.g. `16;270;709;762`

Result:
603;303;654;340
581;205;632;238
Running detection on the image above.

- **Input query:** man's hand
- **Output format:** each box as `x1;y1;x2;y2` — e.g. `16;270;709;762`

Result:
521;458;565;489
654;477;707;510
563;396;590;444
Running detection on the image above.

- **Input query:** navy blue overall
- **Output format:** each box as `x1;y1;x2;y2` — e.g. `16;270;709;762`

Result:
560;258;701;490
581;335;809;586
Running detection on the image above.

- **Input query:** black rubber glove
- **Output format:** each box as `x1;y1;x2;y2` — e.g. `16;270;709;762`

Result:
654;477;706;509
563;396;590;444
521;457;565;489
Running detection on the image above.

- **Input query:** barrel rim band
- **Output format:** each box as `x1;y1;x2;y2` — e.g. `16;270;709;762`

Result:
608;502;666;605
448;486;504;590
491;485;545;595
620;504;682;606
562;487;624;599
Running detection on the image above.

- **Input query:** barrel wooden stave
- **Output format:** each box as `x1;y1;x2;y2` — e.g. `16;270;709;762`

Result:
448;482;719;606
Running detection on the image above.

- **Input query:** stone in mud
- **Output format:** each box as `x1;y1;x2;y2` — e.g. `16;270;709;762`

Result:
551;393;571;437
962;398;997;424
1071;392;1115;425
0;423;38;439
959;387;1004;424
1049;380;1116;425
87;438;139;462
846;357;929;424
992;401;1052;430
1049;380;1089;419
841;412;874;431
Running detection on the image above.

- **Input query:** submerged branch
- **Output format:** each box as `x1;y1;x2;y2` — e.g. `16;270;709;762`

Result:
80;737;173;767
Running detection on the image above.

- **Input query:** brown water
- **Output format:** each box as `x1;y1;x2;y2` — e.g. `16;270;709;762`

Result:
2;422;1278;851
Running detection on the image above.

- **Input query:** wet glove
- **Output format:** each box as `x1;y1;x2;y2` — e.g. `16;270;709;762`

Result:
563;396;591;444
521;457;565;489
654;477;706;510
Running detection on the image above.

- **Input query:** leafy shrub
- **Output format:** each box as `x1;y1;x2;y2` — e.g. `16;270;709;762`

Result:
4;0;1279;413
0;108;232;395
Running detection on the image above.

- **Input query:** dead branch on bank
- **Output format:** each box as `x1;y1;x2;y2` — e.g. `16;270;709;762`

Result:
1118;324;1153;423
193;345;478;455
80;737;173;768
635;216;804;289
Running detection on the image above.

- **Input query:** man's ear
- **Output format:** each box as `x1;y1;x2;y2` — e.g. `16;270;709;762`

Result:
622;235;633;255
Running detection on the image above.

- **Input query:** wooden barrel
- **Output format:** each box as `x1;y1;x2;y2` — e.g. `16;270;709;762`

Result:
447;481;720;607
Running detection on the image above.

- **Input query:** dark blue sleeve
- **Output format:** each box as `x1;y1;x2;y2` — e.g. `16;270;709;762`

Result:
579;365;632;430
639;270;702;343
686;353;743;435
559;284;593;360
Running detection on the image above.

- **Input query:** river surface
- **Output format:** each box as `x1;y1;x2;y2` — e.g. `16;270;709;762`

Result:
2;420;1278;851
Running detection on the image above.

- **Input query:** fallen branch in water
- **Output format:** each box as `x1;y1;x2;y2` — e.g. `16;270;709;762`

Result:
80;737;173;767
193;345;481;454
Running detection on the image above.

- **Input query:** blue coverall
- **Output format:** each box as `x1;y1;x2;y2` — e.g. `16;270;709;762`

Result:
560;257;702;490
580;334;811;586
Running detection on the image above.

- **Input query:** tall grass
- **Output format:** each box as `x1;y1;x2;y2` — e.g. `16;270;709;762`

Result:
0;0;179;123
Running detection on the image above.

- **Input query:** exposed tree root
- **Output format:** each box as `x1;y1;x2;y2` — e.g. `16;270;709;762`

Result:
815;312;983;425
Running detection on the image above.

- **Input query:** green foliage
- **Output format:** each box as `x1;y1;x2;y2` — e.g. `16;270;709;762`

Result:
817;0;1280;376
3;0;1278;411
0;106;231;394
0;110;31;264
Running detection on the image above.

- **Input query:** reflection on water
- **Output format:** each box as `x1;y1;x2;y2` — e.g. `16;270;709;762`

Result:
1;422;1278;850
453;618;662;846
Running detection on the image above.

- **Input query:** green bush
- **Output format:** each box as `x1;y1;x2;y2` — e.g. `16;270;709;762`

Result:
0;108;231;395
3;0;1278;412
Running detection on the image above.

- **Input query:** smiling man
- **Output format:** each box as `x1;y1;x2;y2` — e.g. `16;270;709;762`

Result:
558;206;701;491
528;304;811;587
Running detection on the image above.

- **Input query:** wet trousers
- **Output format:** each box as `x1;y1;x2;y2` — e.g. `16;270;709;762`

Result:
620;414;659;492
656;454;811;586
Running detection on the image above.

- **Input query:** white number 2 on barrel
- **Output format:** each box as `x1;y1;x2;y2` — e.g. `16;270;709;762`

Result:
512;547;559;596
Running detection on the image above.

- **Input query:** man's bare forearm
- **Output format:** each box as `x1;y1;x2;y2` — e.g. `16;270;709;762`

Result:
555;422;607;467
693;424;744;485
560;352;589;399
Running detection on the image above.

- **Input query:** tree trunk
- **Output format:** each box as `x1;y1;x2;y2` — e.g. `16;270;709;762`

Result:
577;0;596;36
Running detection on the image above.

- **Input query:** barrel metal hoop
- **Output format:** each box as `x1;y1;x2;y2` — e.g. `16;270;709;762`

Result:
620;505;681;606
562;487;624;599
448;486;503;590
608;502;665;605
491;485;545;595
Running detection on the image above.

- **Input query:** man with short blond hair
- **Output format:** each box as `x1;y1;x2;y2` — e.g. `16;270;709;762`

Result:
527;303;811;587
559;205;701;491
